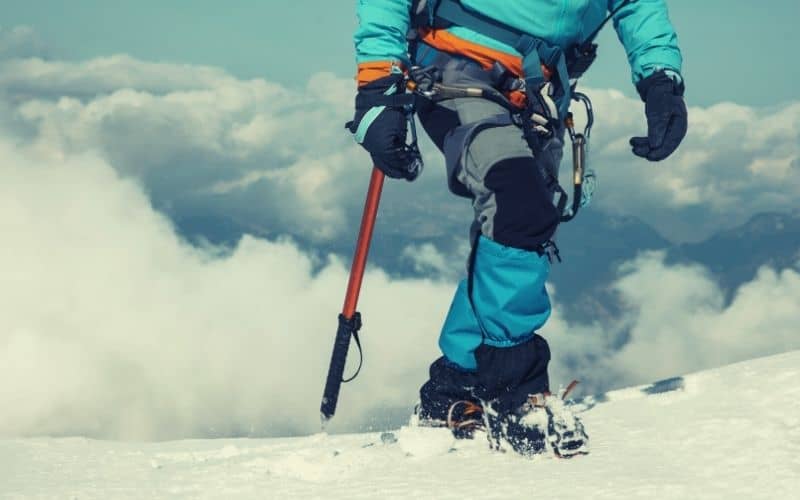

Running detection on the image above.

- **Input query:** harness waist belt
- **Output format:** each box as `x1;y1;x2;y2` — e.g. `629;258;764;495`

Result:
426;0;572;117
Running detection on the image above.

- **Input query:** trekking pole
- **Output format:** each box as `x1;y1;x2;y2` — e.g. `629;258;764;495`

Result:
320;167;385;427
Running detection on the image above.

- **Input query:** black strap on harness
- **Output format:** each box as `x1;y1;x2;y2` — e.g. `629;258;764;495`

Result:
355;92;417;109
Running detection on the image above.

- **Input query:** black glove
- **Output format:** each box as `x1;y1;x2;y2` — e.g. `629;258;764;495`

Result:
346;73;421;180
630;70;688;161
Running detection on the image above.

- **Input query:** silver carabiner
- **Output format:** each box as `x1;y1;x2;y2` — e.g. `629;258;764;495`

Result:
404;103;424;181
567;91;594;144
561;91;598;220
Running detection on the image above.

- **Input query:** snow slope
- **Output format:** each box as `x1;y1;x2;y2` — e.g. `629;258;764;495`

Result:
2;351;799;499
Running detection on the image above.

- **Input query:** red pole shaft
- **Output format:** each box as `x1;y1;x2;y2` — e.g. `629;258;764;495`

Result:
342;167;385;319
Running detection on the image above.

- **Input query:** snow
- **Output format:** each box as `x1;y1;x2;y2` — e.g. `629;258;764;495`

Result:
2;351;799;499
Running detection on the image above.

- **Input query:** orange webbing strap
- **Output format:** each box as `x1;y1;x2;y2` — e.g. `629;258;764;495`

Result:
418;27;555;81
356;61;405;87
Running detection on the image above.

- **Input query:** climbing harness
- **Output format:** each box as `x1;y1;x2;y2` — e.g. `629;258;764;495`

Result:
406;64;597;223
405;0;631;222
412;0;635;110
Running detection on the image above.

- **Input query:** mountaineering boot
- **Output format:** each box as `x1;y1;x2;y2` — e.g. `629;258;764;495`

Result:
446;400;485;439
484;397;548;456
485;385;589;458
414;399;485;440
540;394;589;458
416;356;483;432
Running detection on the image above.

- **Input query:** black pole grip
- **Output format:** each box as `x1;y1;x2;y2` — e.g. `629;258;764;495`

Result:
320;313;362;423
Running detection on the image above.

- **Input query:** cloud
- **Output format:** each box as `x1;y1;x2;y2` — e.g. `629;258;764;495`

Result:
1;55;375;242
0;138;453;439
0;55;233;98
1;137;798;440
545;252;800;392
400;242;467;281
613;253;800;379
0;26;47;60
574;89;800;241
1;50;797;250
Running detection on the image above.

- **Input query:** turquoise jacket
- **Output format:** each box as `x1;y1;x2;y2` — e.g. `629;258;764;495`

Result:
355;0;682;83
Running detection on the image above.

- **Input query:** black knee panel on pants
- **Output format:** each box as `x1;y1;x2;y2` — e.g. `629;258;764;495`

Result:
484;156;560;251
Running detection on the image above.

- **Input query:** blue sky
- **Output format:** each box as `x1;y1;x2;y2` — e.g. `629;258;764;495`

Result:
1;0;798;106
